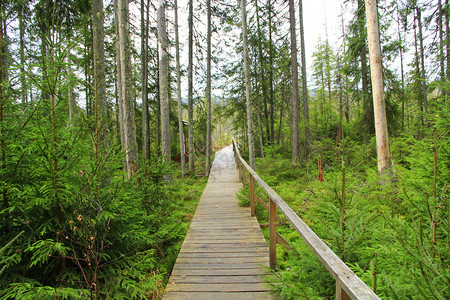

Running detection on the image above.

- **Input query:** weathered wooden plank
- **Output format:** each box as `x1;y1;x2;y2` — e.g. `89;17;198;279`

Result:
178;251;268;258
168;275;266;284
175;256;268;264
163;291;273;300
170;268;270;276
165;283;270;292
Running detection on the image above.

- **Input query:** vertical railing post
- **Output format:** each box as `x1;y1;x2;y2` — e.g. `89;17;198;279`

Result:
249;174;255;217
336;282;351;300
269;198;277;270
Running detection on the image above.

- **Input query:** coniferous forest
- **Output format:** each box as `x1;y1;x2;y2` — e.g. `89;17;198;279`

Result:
0;0;449;299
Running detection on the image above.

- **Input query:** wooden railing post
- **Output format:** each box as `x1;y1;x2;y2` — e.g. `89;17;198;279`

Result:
269;198;277;270
336;282;351;300
250;174;255;217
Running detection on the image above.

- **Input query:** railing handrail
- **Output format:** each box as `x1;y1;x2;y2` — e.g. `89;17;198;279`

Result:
232;138;380;300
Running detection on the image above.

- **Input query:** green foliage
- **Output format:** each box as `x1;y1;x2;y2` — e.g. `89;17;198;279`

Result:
253;119;449;299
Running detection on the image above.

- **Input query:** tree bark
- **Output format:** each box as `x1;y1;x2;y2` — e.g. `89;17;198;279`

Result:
240;0;255;169
117;0;138;177
298;0;310;155
268;0;275;143
288;0;300;160
174;0;185;176
205;0;212;177
141;0;149;159
19;6;27;105
92;0;108;151
158;0;170;164
188;0;195;173
416;7;428;115
365;0;393;175
0;9;7;209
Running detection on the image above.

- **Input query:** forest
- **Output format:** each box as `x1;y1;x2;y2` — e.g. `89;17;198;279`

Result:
0;0;448;299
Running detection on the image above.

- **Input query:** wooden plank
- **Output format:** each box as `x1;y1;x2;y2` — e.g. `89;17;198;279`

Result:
175;256;268;264
165;283;270;292
172;262;269;271
168;275;266;284
171;268;270;276
163;291;273;300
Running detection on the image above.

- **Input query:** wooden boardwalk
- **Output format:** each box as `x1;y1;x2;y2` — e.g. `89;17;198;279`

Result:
163;145;272;300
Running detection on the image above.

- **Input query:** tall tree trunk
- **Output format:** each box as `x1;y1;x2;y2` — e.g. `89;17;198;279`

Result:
416;7;428;115
268;0;275;143
158;0;170;164
365;0;392;175
19;6;27;105
358;0;373;134
396;2;406;131
141;0;149;159
117;0;138;177
439;0;445;82
255;0;270;143
446;0;449;84
92;0;108;152
298;0;310;155
205;0;212;176
174;0;185;176
0;8;7;209
188;0;195;173
241;0;255;169
288;0;300;160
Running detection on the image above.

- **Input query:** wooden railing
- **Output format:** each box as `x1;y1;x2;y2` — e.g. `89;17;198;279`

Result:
232;138;380;300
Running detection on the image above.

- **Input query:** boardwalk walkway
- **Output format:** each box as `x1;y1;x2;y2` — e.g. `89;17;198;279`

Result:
163;145;272;299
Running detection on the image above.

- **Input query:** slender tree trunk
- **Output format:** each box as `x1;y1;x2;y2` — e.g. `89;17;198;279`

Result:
92;0;108;151
439;0;445;82
241;0;255;169
413;12;424;127
115;0;125;151
175;0;185;176
158;0;170;164
188;0;195;173
118;0;138;177
0;11;7;209
396;3;406;131
141;0;149;159
255;0;270;142
288;0;300;160
358;0;373;134
268;0;275;143
205;0;212;176
365;0;392;175
19;6;27;105
298;0;310;155
417;7;428;115
446;0;450;84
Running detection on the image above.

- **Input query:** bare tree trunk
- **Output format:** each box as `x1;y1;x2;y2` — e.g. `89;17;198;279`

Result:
288;0;300;160
158;0;170;164
298;0;310;155
115;0;125;152
417;7;428;115
205;0;212;177
19;6;27;105
188;0;195;173
268;0;275;143
240;0;255;169
141;0;149;159
255;0;270;142
174;0;185;176
365;0;393;175
0;9;7;209
396;2;406;131
439;0;445;82
446;0;450;84
117;0;138;177
93;0;108;151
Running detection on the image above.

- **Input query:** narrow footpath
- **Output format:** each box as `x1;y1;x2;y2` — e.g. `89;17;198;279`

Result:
163;145;272;299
